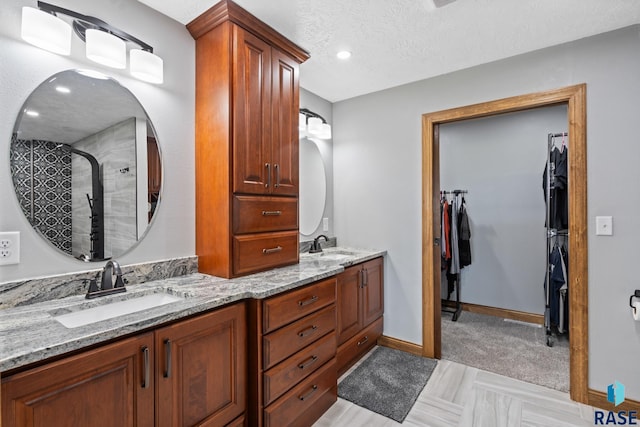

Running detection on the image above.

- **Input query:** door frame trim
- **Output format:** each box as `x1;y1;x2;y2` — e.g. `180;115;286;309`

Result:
421;84;588;403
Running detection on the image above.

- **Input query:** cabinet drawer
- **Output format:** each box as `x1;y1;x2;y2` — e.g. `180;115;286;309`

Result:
232;196;298;234
263;332;336;406
263;277;336;333
233;231;299;276
263;305;336;370
337;316;383;378
263;359;337;427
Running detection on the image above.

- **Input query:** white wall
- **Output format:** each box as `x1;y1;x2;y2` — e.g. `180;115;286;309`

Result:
439;105;567;314
0;0;195;282
333;26;640;398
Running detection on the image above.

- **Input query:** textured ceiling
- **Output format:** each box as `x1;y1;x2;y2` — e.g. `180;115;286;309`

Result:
139;0;640;102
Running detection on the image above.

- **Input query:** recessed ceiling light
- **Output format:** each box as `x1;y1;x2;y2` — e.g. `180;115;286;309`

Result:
55;86;71;94
25;109;39;117
337;50;351;60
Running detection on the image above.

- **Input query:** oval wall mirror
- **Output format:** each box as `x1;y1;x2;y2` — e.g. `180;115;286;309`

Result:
299;138;326;235
9;69;162;262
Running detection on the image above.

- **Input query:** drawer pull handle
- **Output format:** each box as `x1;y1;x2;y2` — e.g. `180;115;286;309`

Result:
261;210;282;216
142;346;150;389
263;246;283;254
298;355;319;370
164;339;172;378
299;385;318;401
360;269;368;288
298;325;318;338
357;336;369;347
298;295;318;307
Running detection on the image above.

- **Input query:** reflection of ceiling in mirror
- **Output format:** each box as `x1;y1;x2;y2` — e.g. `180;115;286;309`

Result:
15;70;148;144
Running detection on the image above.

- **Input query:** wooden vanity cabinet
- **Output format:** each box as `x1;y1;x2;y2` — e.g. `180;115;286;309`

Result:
1;302;246;427
1;333;155;427
248;277;338;427
188;0;310;278
336;257;384;376
155;303;246;427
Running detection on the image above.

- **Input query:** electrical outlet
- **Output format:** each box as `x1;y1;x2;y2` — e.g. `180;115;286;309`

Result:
0;232;20;265
322;217;329;232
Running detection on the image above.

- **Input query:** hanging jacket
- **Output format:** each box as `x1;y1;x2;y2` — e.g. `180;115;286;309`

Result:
543;147;569;230
458;200;472;268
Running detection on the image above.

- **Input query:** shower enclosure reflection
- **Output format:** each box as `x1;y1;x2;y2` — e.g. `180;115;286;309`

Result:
9;70;162;261
57;143;104;260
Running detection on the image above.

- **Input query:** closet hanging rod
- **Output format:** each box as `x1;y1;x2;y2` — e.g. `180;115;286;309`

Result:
441;190;468;195
549;132;568;138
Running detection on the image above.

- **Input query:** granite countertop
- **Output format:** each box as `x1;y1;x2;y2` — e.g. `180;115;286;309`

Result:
0;247;385;373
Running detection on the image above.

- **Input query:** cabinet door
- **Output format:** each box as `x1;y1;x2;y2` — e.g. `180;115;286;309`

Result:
233;26;272;195
337;264;363;345
270;49;299;196
362;257;384;326
2;333;154;427
156;302;246;427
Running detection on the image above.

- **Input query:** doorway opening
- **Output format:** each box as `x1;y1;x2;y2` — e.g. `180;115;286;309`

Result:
421;84;588;403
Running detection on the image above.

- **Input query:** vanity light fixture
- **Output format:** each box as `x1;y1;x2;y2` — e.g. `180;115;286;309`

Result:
300;108;332;140
21;2;164;84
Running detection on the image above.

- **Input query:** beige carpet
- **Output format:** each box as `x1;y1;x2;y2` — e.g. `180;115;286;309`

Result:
441;311;570;392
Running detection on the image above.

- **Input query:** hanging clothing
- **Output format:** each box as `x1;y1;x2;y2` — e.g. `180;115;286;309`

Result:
543;147;569;230
546;243;569;333
449;195;460;275
458;198;472;268
441;198;451;264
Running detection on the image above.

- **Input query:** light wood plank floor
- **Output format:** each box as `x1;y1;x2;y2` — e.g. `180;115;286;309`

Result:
314;348;595;426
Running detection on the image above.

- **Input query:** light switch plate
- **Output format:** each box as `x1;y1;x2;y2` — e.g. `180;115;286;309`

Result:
595;216;613;236
322;217;329;232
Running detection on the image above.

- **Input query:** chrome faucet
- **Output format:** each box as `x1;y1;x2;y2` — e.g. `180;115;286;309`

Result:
86;260;127;299
309;235;329;253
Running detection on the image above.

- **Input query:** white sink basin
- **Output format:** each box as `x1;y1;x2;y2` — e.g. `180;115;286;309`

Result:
54;293;184;328
320;253;352;261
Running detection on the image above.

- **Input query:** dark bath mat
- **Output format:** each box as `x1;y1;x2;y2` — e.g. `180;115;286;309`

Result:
338;346;437;423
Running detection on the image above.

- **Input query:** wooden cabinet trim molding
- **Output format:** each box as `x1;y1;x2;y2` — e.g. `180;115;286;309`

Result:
187;0;310;63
